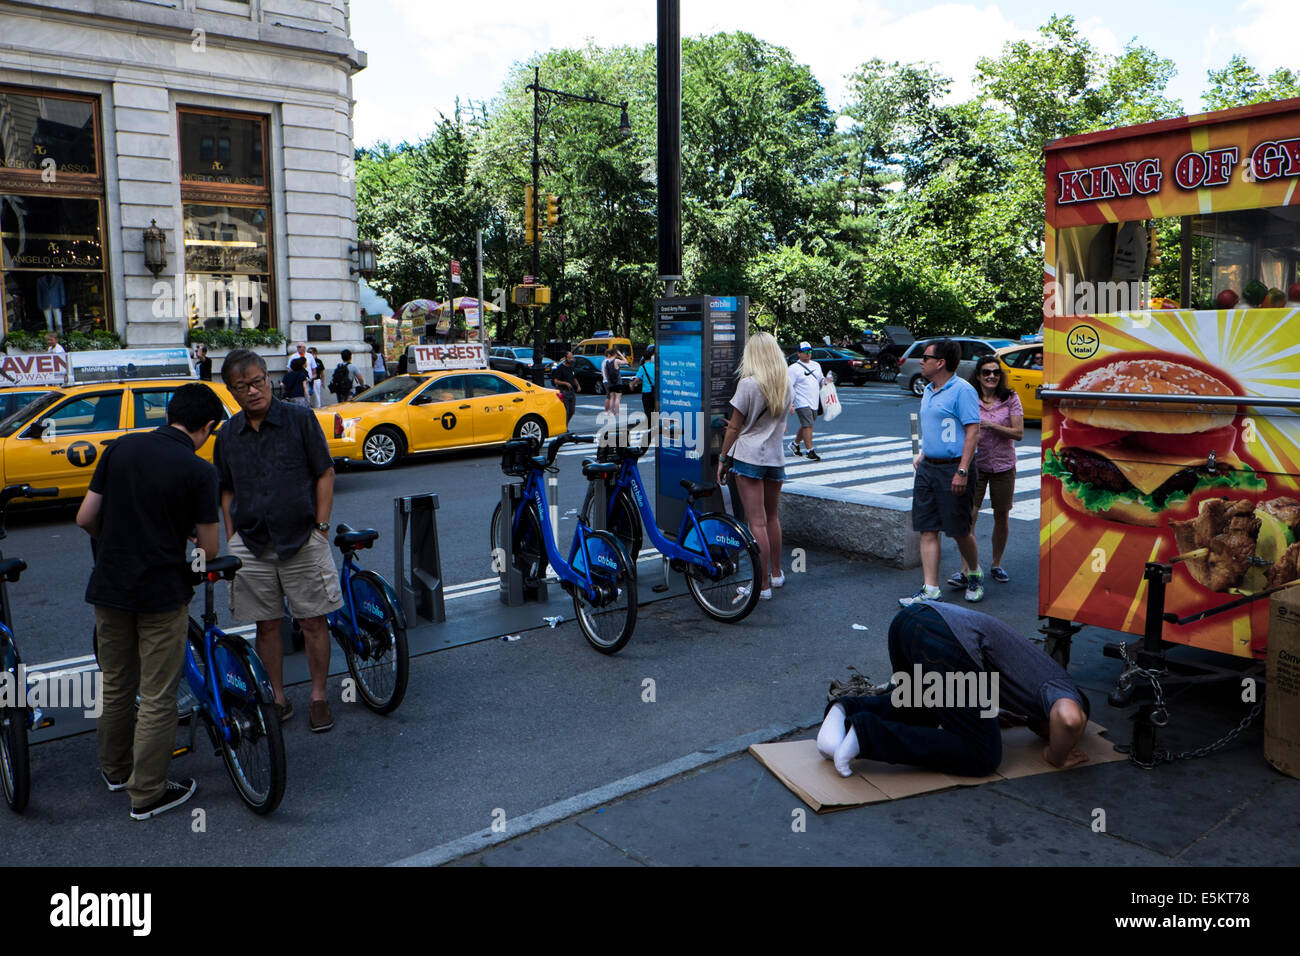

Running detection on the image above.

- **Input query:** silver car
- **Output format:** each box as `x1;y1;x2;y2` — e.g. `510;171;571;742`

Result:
897;337;1019;397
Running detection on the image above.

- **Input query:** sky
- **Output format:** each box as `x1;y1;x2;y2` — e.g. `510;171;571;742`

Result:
349;0;1297;147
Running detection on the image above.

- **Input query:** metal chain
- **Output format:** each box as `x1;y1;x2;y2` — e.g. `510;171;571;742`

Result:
1113;643;1263;768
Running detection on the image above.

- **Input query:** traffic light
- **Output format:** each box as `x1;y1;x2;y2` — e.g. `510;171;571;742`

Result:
524;184;536;244
546;193;560;227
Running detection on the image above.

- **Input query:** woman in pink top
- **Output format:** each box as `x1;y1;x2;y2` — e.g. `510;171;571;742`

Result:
951;356;1023;587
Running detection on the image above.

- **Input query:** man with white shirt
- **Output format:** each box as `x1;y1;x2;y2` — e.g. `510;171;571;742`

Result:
787;341;825;462
295;343;319;407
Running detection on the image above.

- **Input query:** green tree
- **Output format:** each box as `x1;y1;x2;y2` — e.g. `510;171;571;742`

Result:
1202;55;1300;111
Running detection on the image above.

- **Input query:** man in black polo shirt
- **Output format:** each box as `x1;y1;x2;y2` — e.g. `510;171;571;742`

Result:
215;349;341;733
76;383;223;820
552;351;580;424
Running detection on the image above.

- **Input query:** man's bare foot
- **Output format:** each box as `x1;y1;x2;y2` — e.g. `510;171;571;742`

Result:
1044;745;1089;769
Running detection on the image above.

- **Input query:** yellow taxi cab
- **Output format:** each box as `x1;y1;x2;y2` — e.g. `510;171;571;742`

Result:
995;343;1044;421
0;379;349;500
574;334;635;360
332;368;568;468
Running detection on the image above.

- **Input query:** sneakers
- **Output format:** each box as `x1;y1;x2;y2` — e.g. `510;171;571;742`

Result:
899;585;941;607
805;449;821;462
309;699;334;733
991;566;1010;583
965;569;985;603
788;441;803;458
130;778;196;820
947;570;968;589
736;585;773;602
276;699;294;724
101;769;129;792
771;572;786;588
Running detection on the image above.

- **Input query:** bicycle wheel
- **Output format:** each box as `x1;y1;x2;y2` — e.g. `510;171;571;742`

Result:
343;571;409;715
490;500;547;582
213;636;285;814
0;704;30;813
579;485;642;564
570;529;636;654
682;512;762;623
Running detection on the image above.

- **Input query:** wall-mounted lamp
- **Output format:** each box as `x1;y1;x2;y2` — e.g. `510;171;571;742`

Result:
351;238;377;280
143;219;167;277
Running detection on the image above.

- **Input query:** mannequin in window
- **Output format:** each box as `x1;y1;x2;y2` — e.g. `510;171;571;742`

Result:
37;274;66;332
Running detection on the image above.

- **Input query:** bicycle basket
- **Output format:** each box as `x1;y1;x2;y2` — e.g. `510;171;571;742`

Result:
501;438;538;476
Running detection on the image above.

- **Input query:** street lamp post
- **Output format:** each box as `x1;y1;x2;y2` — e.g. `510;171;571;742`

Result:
525;67;630;383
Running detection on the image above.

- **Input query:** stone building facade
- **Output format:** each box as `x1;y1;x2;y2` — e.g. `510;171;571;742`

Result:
0;0;367;371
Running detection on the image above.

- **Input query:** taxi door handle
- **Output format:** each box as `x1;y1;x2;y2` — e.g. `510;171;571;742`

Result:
100;438;116;446
458;404;471;409
512;397;524;403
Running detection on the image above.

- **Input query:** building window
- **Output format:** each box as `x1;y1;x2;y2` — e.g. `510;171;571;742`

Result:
178;108;273;331
0;86;110;338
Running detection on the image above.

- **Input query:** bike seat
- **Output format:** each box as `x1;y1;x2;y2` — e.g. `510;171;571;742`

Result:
582;459;620;481
0;557;26;582
189;554;242;584
335;525;379;550
679;479;717;501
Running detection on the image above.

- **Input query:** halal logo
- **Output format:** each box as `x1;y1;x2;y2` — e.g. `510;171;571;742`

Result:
1066;324;1100;360
440;412;457;430
67;441;97;467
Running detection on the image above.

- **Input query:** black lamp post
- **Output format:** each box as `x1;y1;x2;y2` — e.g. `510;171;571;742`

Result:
524;67;630;383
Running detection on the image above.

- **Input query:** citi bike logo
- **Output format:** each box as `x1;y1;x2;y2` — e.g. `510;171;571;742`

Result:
631;482;645;507
361;600;383;618
594;553;618;570
224;669;247;693
714;534;741;548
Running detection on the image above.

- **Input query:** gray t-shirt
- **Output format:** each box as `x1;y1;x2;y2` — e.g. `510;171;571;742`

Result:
929;603;1086;722
729;376;790;467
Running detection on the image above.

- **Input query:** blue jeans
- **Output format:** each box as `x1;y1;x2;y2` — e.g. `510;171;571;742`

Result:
828;605;1002;776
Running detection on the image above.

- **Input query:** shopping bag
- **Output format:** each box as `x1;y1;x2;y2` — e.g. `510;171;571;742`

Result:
819;380;842;422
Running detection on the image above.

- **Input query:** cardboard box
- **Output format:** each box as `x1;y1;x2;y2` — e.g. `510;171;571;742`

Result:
1266;592;1300;780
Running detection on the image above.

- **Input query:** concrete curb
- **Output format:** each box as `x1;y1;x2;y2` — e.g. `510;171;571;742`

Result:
781;481;920;568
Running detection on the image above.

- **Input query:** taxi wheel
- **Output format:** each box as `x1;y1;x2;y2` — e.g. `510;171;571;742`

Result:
594;380;606;395
362;426;405;469
514;415;547;445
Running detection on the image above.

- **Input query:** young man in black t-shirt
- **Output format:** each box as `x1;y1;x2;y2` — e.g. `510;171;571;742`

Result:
76;384;223;820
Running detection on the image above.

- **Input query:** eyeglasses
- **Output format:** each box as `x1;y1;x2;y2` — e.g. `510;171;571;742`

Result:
920;354;939;362
980;369;1001;377
229;374;269;395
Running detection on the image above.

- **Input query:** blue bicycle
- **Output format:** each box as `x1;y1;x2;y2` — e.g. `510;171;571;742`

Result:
0;484;60;813
490;433;638;653
179;555;285;814
579;434;762;622
326;525;408;714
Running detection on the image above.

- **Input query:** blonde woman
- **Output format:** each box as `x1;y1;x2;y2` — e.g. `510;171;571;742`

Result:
717;332;793;599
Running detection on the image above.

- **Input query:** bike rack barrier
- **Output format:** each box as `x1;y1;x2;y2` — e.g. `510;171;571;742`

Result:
395;493;445;624
498;483;547;606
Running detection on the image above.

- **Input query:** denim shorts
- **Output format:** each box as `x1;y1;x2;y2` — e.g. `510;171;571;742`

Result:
731;460;786;482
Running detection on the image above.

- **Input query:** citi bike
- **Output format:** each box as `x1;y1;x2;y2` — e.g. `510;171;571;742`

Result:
579;431;763;622
0;484;60;812
490;433;638;653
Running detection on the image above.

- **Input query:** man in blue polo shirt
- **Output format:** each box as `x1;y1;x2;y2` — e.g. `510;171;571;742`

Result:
900;339;984;605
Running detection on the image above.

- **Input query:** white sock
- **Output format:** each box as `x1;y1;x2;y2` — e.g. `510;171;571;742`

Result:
834;727;861;777
817;704;846;759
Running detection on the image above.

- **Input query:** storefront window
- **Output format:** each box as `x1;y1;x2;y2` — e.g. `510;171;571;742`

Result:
0;87;109;337
178;108;274;330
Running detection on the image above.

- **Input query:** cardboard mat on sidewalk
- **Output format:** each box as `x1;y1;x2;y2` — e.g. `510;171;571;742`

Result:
750;722;1125;813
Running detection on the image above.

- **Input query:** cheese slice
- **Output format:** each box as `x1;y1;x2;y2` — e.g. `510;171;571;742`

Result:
1062;446;1246;495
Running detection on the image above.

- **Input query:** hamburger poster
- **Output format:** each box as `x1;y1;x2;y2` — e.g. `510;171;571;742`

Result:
1040;309;1300;659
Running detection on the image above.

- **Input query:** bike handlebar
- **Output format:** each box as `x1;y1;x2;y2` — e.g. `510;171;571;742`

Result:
546;432;594;465
0;484;58;510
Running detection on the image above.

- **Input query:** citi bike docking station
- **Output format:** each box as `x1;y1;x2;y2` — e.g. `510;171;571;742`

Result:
0;484;61;813
491;433;638;653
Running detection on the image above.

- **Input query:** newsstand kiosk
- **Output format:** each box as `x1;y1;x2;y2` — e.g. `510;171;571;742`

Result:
653;295;747;538
1037;96;1300;766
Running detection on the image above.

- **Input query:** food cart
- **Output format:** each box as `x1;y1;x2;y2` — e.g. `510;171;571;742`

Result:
1038;97;1300;760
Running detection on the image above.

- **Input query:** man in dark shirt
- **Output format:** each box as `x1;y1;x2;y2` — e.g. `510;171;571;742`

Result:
214;349;341;732
552;351;580;424
817;604;1091;777
76;383;223;820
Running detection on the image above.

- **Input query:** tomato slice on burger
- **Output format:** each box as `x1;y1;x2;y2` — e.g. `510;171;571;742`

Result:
1133;424;1238;458
1059;420;1127;448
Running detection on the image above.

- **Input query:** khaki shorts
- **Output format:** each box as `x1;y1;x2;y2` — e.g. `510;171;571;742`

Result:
973;467;1015;513
228;531;343;622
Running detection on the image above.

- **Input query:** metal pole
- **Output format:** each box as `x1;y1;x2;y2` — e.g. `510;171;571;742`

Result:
656;0;682;296
531;66;544;384
476;227;485;346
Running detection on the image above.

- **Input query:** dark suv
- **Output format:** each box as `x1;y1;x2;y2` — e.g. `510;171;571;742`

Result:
858;325;914;381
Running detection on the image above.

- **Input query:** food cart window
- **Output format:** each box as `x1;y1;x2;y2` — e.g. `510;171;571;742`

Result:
1186;205;1300;309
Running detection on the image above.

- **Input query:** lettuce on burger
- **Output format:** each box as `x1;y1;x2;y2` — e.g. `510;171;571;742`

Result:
1043;357;1264;526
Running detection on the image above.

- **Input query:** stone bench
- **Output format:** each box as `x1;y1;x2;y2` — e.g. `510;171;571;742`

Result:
778;481;920;569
